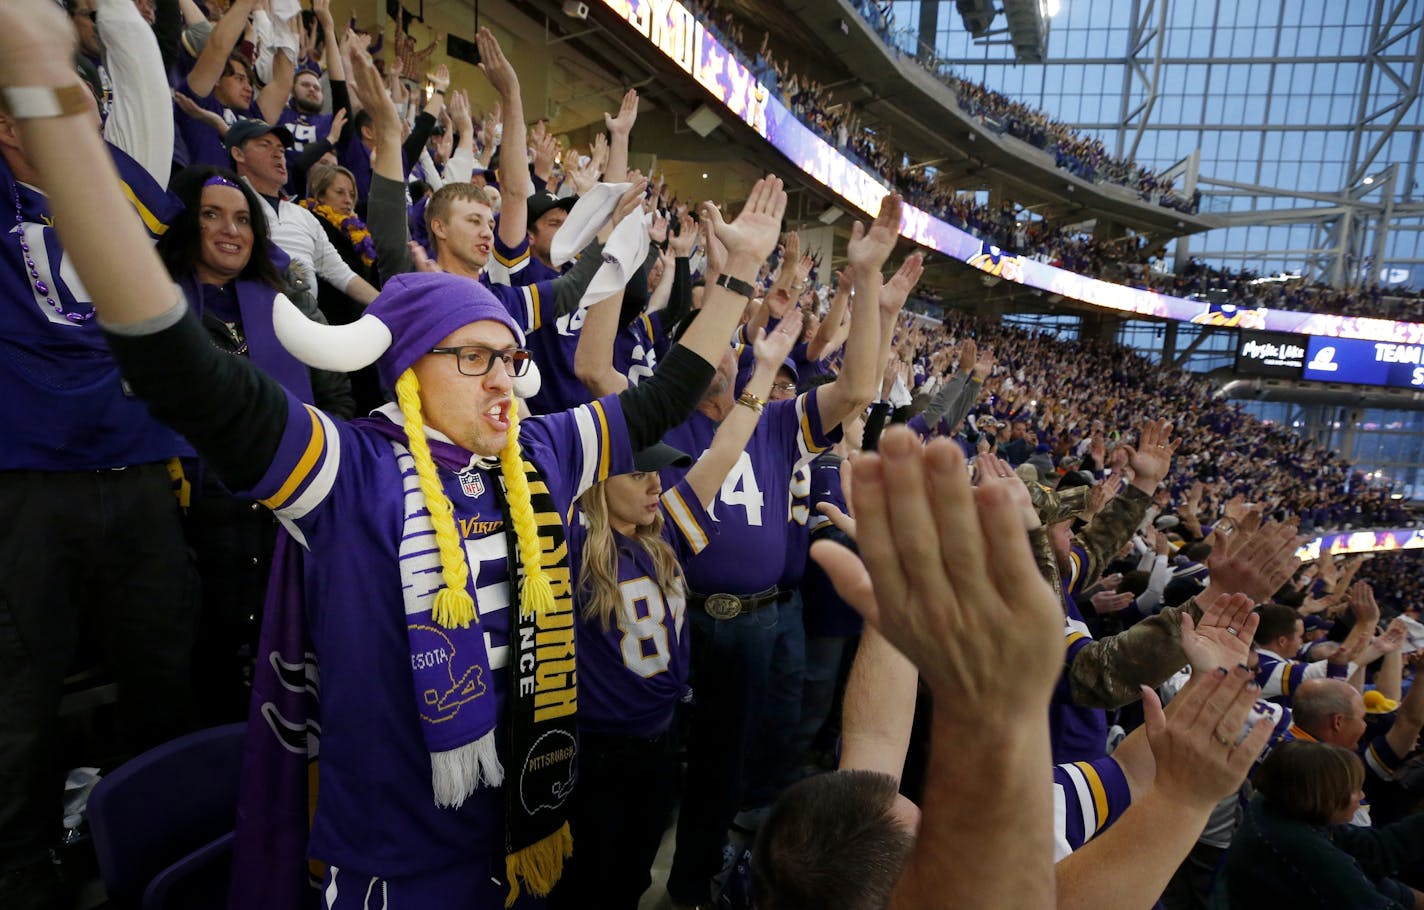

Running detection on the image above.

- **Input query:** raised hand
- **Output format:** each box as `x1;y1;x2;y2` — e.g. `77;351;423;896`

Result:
531;130;558;180
1124;418;1176;493
590;131;610;172
325;106;349;144
1348;581;1381;629
347;45;399;134
448;88;473;134
648;211;669;245
700;175;787;268
753;307;803;371
609;175;649;229
0;0;78;86
845;193;903;274
475;27;519;99
810;428;1064;711
566;150;600;195
605;88;639;135
669;213;698;257
1180;593;1259;673
973;346;996;381
409;241;442;273
879;252;924;316
973;452;1041;530
1141;666;1272;809
1202;519;1303;605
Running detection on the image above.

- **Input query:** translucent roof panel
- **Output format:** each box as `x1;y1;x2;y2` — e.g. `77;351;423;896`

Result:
894;0;1424;287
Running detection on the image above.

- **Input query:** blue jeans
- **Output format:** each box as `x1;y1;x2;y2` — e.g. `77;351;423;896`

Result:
667;603;780;905
792;633;854;764
741;594;806;809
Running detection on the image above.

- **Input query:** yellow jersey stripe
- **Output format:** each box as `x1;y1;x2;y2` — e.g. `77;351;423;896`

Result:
528;284;542;331
1074;762;1109;828
798;396;827;453
259;407;325;510
122;181;168;236
591;400;611;481
1065;631;1088;647
493;246;530;267
663;486;709;552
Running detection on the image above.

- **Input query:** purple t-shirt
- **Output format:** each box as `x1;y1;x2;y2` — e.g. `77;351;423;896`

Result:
176;79;263;170
240;391;630;888
661;389;839;595
1;147;185;470
572;478;714;737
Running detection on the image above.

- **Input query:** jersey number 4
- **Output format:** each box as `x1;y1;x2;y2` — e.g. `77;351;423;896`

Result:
715;451;765;527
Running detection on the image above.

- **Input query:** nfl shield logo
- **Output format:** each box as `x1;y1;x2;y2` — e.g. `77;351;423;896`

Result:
457;471;485;498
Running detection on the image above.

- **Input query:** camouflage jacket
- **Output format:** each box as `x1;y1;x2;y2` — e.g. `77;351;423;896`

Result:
1030;484;1204;710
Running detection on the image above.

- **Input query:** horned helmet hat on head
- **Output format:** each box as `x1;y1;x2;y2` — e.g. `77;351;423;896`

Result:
272;272;552;629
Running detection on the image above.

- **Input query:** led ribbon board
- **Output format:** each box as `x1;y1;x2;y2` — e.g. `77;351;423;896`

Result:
1296;529;1424;560
598;0;1424;344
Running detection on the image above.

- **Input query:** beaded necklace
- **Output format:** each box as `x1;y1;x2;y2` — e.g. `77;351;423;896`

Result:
13;181;94;323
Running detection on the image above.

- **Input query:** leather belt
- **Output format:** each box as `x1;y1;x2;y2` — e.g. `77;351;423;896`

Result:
689;586;781;620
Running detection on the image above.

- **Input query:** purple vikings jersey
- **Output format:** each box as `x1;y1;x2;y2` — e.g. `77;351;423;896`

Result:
1052;757;1131;861
572;478;714;738
241;390;630;891
1;148;184;470
662;389;838;595
778;461;813;589
488;233;561;287
800;453;862;637
278;108;335;155
614;312;661;388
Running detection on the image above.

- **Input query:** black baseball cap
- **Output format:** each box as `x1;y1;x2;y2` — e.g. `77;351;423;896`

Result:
225;119;295;151
632;443;691;473
527;191;577;224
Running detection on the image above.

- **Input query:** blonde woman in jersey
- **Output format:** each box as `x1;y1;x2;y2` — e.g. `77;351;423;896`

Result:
549;306;805;909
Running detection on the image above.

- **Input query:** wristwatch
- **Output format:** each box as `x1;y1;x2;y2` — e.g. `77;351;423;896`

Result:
715;273;756;299
0;85;92;120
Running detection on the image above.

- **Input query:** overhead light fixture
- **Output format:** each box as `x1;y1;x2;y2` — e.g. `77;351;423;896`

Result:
1363;175;1375;185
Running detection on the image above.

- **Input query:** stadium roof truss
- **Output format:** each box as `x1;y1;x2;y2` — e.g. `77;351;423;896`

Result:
918;0;1424;287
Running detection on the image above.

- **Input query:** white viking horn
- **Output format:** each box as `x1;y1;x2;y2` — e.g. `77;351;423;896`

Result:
272;293;392;372
513;359;542;400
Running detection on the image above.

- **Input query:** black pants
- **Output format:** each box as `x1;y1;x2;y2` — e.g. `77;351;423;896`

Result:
549;729;679;910
0;466;196;883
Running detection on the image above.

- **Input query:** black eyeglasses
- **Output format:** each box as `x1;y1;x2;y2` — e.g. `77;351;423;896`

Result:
428;344;533;378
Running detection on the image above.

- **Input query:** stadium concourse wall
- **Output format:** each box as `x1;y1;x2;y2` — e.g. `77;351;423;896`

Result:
595;0;1424;347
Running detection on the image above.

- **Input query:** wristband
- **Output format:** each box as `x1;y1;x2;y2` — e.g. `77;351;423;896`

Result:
715;272;756;299
736;391;765;414
0;84;92;120
433;88;447;96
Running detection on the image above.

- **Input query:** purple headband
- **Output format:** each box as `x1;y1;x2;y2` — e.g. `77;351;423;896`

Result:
204;175;242;190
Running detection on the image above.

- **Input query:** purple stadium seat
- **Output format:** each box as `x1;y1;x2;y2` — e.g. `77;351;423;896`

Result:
87;723;246;906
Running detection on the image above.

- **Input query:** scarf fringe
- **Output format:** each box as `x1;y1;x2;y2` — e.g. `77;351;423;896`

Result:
430;731;504;808
503;822;573;907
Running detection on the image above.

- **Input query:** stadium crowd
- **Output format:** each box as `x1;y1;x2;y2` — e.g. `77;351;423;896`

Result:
5;3;1424;910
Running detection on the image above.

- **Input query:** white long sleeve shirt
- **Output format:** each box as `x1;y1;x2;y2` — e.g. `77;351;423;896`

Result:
246;181;361;293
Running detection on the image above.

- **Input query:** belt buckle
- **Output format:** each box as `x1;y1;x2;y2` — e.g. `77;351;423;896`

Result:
704;593;742;620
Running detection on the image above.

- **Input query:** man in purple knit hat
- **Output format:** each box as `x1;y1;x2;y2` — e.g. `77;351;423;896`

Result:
0;7;791;904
